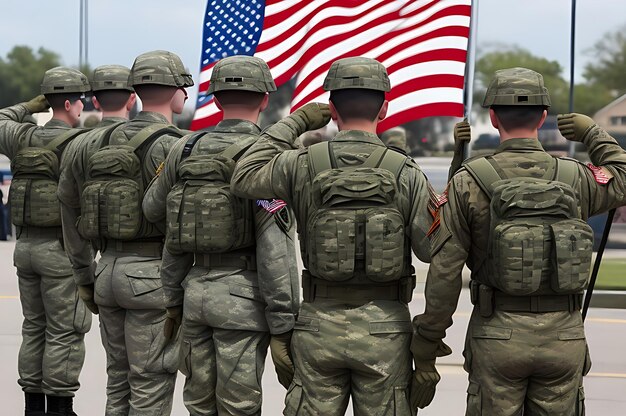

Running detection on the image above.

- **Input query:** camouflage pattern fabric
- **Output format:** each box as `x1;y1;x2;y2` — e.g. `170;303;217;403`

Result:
0;103;91;396
129;50;194;88
208;55;276;94
285;299;413;416
231;122;434;414
57;111;186;415
91;65;133;91
41;66;90;95
416;130;626;414
323;57;390;92
482;67;551;107
143;119;299;415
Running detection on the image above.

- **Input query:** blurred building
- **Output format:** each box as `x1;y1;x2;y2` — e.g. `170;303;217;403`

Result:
594;94;626;147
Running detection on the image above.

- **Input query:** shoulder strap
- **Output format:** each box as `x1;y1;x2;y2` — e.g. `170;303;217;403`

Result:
361;146;387;168
464;157;502;198
127;123;182;150
378;147;408;179
554;158;577;188
44;128;85;152
308;141;333;176
100;121;126;147
180;132;207;161
221;135;258;160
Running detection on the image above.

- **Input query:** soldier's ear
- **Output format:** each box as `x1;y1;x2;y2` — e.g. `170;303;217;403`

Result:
259;93;269;112
127;93;137;111
378;100;388;121
329;100;339;121
489;108;499;129
64;99;72;112
537;109;548;129
92;96;101;111
214;96;223;111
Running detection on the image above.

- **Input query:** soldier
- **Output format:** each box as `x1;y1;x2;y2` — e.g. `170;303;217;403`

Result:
232;57;435;415
57;51;192;415
412;67;626;415
142;55;299;415
0;67;91;416
380;126;408;153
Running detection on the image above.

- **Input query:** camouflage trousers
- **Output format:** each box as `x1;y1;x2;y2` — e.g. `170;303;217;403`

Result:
180;270;271;416
284;299;413;416
95;251;178;416
14;236;91;396
463;308;590;416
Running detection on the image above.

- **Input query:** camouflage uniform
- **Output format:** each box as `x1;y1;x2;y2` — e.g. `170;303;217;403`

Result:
415;68;626;415
58;52;192;416
142;55;299;416
232;57;433;416
0;67;91;415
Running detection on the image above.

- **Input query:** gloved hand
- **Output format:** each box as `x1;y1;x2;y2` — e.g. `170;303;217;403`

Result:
77;284;99;315
410;333;452;410
558;113;596;142
23;95;50;114
453;118;471;147
270;331;295;389
288;103;331;135
163;306;183;342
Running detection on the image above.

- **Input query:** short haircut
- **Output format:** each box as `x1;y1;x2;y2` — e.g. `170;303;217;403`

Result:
492;105;546;131
213;90;266;108
133;84;177;105
44;93;82;109
329;89;385;122
94;90;131;111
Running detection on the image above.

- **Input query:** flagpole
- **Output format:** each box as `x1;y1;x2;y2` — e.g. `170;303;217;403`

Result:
567;0;577;157
463;0;479;158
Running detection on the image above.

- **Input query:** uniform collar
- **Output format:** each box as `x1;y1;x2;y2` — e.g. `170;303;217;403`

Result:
99;117;127;126
134;111;170;124
213;119;261;134
333;130;385;145
44;118;72;129
495;138;545;153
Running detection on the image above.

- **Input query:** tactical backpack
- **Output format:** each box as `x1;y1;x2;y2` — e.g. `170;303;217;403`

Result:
465;157;593;295
165;132;257;254
305;142;410;282
77;124;182;240
10;129;84;227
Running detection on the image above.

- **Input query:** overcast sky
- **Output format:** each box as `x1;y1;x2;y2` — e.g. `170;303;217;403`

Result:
1;0;624;107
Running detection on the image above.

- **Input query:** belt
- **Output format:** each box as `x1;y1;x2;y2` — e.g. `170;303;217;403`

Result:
194;253;256;270
17;226;63;239
493;291;583;313
103;239;163;257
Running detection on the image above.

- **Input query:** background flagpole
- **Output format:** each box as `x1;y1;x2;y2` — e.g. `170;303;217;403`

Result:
567;0;577;157
462;0;479;159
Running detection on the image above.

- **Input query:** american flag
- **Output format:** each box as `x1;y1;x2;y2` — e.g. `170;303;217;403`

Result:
256;199;288;213
191;0;472;132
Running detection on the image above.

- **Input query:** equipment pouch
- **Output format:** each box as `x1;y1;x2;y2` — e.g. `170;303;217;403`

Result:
478;284;494;318
550;219;593;293
399;274;416;304
301;270;314;303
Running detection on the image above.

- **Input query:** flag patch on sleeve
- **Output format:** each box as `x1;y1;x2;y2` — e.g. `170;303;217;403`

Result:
257;199;287;213
586;163;613;184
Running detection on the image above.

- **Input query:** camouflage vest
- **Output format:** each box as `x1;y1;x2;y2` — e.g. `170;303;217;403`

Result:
165;132;256;254
10;128;83;227
77;123;182;241
465;157;593;295
304;142;410;283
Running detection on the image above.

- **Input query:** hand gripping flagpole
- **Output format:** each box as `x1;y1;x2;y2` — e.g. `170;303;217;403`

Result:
448;0;478;180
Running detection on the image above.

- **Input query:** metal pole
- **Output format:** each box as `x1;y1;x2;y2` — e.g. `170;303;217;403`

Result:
79;0;84;68
85;0;89;67
567;0;577;157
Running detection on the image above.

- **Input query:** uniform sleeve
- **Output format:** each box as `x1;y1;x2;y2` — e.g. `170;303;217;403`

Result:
231;121;301;201
577;125;626;217
413;173;471;342
160;246;194;308
143;137;185;223
58;136;98;286
0;103;35;158
254;204;300;334
407;165;435;263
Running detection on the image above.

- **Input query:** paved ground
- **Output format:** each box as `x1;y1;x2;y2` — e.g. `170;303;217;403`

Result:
1;241;626;415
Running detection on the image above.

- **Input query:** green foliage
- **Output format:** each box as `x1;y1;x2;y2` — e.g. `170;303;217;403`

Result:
0;46;61;107
584;25;626;97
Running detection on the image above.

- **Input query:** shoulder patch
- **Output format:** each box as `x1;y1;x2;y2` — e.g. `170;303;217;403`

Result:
586;163;613;184
427;187;448;236
256;199;287;213
155;161;165;177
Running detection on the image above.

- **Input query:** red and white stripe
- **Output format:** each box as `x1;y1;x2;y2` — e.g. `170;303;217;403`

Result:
192;0;471;132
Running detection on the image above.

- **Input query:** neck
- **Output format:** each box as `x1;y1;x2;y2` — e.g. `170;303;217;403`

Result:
221;109;260;124
141;103;172;123
102;109;128;119
337;119;378;134
51;111;75;127
499;127;538;142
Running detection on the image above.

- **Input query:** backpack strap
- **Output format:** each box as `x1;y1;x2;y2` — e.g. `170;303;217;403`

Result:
361;146;387;168
180;132;207;161
44;128;85;152
100;121;126;147
308;141;333;176
554;158;578;188
464;157;502;198
221;135;258;161
377;147;408;179
126;123;182;151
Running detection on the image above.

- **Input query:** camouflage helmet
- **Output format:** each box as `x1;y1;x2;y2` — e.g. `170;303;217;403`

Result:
381;127;407;150
482;67;551;108
41;66;90;95
91;65;133;92
208;55;276;94
323;57;390;92
129;50;194;88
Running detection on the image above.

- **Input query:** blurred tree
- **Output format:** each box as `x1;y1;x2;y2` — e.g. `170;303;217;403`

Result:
0;46;61;107
584;24;626;98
